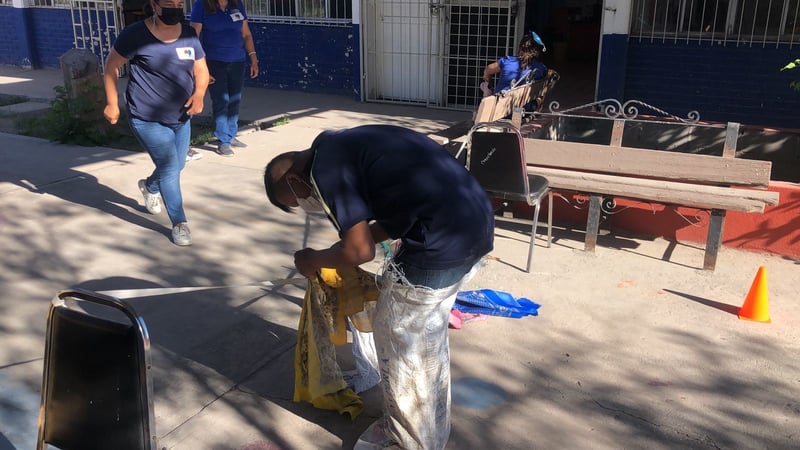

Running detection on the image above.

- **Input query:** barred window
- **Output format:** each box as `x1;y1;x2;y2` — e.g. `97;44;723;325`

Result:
190;0;352;23
27;0;71;7
631;0;800;45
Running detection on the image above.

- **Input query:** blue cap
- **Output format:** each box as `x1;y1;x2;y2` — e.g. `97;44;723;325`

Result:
531;31;546;52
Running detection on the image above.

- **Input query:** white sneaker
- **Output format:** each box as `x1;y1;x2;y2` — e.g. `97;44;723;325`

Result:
138;179;162;214
172;222;192;246
186;149;203;161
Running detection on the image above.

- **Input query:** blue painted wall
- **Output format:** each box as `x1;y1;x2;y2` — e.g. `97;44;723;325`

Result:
247;22;359;97
0;7;72;68
596;34;627;101
29;8;74;68
0;6;360;97
0;6;34;67
625;40;800;129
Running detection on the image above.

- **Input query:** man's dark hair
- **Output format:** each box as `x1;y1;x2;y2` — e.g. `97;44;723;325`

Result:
264;156;292;213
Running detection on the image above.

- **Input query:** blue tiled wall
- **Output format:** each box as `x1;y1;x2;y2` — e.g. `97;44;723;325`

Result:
597;34;628;102
1;7;359;97
247;22;359;97
29;8;74;68
625;40;800;129
0;6;33;66
0;6;72;68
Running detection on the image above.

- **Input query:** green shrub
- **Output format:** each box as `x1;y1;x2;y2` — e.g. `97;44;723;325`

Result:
13;84;244;151
17;84;124;146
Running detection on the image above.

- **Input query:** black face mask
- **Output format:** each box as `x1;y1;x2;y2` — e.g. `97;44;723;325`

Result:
158;7;184;25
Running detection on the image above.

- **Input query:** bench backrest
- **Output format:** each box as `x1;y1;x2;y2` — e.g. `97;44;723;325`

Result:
522;138;773;188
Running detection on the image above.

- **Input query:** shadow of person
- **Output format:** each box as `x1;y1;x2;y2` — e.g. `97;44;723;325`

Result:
0;138;169;237
12;167;167;237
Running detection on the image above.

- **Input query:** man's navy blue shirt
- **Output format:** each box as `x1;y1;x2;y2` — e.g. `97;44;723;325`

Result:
309;125;494;270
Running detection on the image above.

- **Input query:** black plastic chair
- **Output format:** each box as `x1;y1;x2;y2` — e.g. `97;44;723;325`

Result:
37;289;156;450
460;120;552;272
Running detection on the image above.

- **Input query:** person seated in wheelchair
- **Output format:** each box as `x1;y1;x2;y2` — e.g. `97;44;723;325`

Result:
480;31;548;111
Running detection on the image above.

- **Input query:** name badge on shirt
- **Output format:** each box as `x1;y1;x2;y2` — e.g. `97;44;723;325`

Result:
176;47;196;60
230;11;244;21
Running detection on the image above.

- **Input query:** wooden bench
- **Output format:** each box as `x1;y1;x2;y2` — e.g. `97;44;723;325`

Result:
522;120;780;270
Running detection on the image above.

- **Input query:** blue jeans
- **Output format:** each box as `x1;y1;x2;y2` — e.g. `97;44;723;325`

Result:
129;117;190;226
207;60;245;145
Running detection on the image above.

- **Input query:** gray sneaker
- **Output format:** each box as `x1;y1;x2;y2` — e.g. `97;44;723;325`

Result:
216;143;234;157
231;137;248;148
138;179;162;214
172;222;192;246
186;148;203;161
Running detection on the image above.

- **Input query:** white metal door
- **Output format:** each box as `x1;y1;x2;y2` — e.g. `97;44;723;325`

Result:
363;0;445;105
362;0;519;109
444;0;519;109
70;0;124;73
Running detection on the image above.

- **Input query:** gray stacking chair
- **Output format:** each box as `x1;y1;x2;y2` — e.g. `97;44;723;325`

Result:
37;289;156;450
460;120;552;272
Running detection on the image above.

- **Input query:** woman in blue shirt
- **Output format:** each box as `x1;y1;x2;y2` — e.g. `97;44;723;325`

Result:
481;32;548;94
190;0;258;157
103;0;210;246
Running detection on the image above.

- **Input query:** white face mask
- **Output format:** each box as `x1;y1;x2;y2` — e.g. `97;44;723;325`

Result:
296;195;324;213
288;178;324;213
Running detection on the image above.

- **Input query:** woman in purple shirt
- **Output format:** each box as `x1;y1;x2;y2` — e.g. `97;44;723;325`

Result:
103;0;210;246
190;0;258;157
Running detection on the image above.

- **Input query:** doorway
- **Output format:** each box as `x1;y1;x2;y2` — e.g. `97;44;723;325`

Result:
524;0;602;109
362;0;520;109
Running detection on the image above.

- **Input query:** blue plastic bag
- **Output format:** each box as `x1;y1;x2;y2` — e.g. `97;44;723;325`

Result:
454;289;540;318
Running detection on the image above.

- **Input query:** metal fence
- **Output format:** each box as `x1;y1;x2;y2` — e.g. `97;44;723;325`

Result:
70;0;121;72
630;0;800;47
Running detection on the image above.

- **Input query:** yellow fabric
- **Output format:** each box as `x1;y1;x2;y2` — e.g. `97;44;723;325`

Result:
318;267;380;345
293;267;381;419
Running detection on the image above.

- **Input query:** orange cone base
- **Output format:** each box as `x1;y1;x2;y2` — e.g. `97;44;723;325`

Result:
738;312;771;323
738;266;771;323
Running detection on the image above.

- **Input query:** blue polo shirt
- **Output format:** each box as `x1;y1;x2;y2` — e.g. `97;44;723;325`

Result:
190;0;248;62
309;125;495;270
113;21;205;124
496;55;547;91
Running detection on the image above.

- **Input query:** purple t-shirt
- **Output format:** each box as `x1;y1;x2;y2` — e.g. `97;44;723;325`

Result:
309;125;495;270
114;21;205;124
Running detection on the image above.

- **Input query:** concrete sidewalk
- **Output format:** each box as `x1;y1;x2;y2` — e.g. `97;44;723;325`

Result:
1;66;799;450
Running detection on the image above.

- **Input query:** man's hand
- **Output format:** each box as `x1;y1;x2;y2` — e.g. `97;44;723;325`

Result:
294;248;319;278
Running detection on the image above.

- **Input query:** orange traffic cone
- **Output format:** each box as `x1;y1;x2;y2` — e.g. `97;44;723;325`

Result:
738;266;771;323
